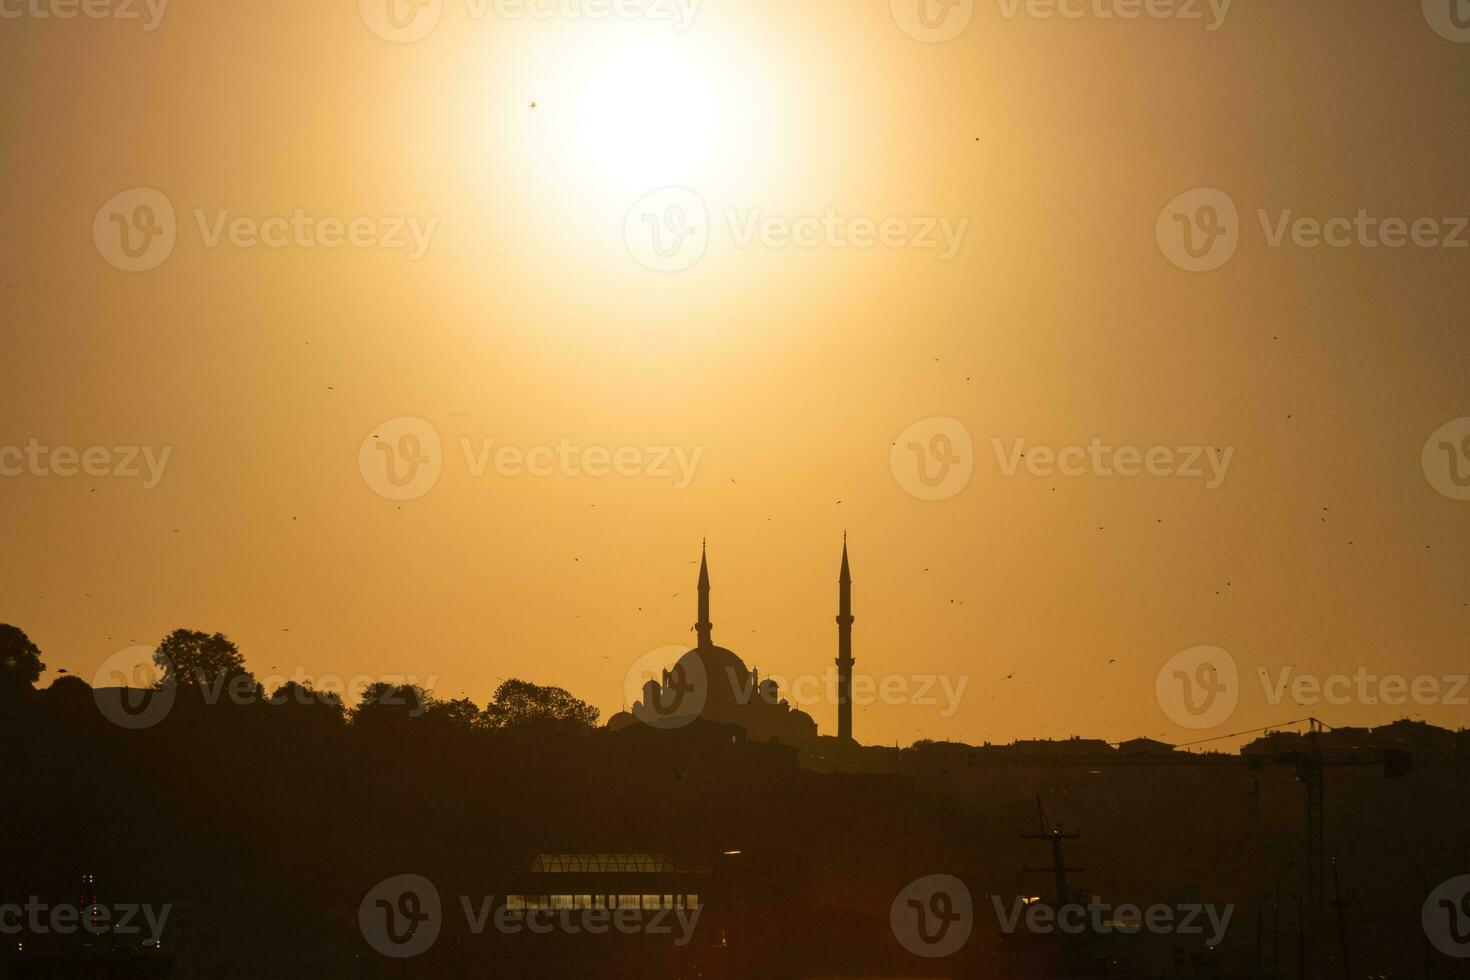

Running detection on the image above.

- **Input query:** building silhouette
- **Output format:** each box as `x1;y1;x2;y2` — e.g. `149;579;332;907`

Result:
609;541;861;745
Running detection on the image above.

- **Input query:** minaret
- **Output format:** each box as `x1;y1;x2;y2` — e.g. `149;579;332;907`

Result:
695;539;713;649
835;536;855;743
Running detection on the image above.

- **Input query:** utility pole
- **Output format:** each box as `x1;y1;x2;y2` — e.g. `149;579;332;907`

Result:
1020;796;1084;910
1019;796;1087;977
1329;860;1358;980
1303;721;1326;917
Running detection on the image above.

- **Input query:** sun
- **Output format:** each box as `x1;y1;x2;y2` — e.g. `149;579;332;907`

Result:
574;43;717;191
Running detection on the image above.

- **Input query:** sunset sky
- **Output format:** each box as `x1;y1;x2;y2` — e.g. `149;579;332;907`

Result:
2;0;1468;749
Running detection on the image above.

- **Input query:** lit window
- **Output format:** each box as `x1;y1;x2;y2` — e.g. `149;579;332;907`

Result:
642;895;660;910
506;895;525;911
618;895;639;909
663;894;674;908
687;894;701;907
551;895;573;910
574;895;591;909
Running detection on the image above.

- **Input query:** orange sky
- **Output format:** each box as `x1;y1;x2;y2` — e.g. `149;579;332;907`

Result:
2;0;1468;749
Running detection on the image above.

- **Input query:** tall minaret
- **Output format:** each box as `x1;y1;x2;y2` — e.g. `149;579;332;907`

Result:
695;539;713;649
836;536;855;743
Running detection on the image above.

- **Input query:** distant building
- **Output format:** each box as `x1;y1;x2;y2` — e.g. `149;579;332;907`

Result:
1118;736;1176;756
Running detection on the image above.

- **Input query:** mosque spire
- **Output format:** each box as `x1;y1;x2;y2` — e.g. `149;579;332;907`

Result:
836;535;855;743
695;539;713;648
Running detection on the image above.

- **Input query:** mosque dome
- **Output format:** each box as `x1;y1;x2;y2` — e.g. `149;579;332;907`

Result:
674;644;751;708
611;539;854;747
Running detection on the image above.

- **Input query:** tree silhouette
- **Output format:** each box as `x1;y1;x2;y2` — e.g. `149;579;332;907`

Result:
269;681;346;725
153;628;256;694
351;681;432;727
424;695;481;730
0;623;45;699
481;678;599;732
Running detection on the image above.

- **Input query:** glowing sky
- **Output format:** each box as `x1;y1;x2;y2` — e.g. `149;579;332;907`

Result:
2;0;1468;748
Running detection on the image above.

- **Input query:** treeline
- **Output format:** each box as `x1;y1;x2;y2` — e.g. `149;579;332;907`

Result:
0;622;600;734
